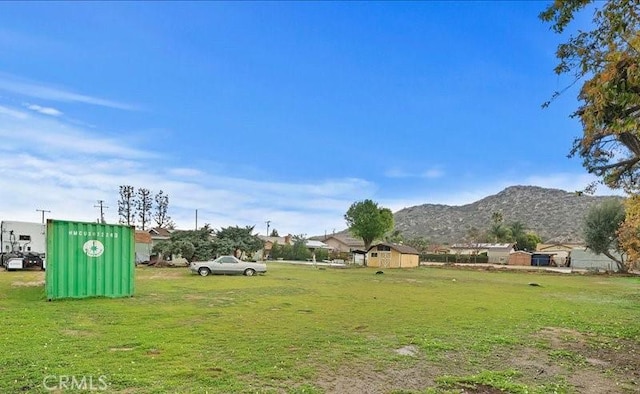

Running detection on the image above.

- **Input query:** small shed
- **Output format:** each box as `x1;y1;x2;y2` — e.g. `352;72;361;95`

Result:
508;251;532;266
367;243;419;268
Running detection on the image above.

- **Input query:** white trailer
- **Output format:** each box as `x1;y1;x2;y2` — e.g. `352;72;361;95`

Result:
0;220;46;270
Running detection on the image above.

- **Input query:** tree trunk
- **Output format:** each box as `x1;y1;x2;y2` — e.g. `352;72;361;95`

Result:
602;250;627;273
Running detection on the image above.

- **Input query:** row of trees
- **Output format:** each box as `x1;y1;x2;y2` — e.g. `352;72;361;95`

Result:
118;186;173;230
152;225;263;262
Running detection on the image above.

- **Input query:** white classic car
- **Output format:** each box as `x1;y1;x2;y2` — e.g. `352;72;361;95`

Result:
189;255;267;277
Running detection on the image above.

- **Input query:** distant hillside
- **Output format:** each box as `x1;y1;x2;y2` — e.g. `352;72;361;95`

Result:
393;185;623;244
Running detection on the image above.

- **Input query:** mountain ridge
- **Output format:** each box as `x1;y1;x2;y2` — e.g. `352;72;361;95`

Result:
331;185;624;244
393;185;623;243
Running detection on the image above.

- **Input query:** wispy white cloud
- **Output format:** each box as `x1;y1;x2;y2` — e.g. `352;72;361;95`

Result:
25;103;63;116
168;168;205;178
0;105;28;119
384;168;410;178
0;73;138;110
421;169;444;179
0;102;369;235
0;105;153;159
384;166;444;179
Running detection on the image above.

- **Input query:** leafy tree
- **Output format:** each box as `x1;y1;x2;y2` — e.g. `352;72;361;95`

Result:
515;233;542;252
618;195;640;266
270;241;293;260
508;221;541;251
291;234;312;261
487;212;513;243
314;247;329;262
117;185;135;225
584;199;627;272
404;236;430;254
153;190;174;228
384;229;404;244
540;1;640;191
153;240;195;262
136;188;153;230
344;199;394;251
152;225;216;262
270;229;279;237
214;226;263;258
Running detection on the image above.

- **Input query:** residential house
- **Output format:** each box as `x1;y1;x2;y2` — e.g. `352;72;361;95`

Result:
149;227;173;250
449;243;515;264
305;239;331;257
256;234;292;260
537;242;584;267
317;234;365;253
367;242;419;268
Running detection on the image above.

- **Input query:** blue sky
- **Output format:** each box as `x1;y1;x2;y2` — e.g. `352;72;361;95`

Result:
0;2;614;236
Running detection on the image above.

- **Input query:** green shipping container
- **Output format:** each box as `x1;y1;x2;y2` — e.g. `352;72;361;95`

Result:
46;220;135;300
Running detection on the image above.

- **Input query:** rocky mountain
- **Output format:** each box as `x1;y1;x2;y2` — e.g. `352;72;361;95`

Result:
392;185;623;244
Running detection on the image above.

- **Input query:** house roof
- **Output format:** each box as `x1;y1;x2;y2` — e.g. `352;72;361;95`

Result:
321;234;365;247
450;243;515;250
537;242;585;251
543;235;583;244
149;227;172;237
305;240;330;249
258;235;290;244
367;242;419;255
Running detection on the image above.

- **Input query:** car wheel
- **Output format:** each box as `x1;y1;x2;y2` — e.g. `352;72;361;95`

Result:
198;267;211;277
244;268;256;276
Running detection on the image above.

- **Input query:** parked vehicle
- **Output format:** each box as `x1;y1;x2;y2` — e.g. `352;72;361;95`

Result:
190;256;267;277
1;221;46;271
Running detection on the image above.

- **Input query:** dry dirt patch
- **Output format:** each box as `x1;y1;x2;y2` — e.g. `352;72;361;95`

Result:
11;280;44;287
531;326;640;393
315;327;640;393
138;270;186;280
60;329;93;337
315;362;442;394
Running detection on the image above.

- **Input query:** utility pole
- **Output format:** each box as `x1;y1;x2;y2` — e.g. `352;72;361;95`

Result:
94;200;108;224
266;220;271;237
35;209;51;224
195;209;198;230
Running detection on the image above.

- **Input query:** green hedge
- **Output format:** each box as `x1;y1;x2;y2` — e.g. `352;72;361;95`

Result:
421;253;489;264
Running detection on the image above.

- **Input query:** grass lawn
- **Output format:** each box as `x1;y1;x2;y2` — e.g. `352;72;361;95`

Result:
0;264;639;393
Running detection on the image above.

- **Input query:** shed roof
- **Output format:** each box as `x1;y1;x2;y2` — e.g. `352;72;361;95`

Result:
509;250;532;256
